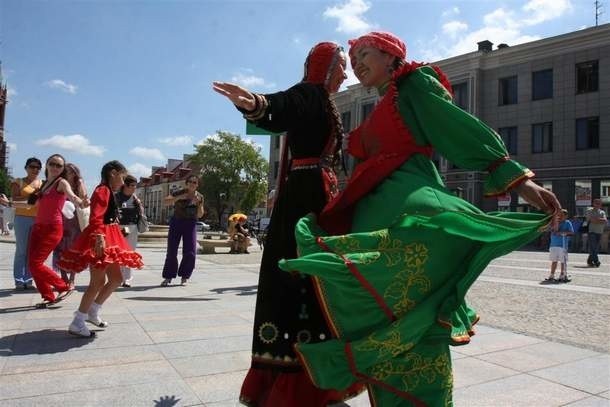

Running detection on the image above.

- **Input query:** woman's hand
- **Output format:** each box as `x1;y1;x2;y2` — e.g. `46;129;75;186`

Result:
515;179;562;215
212;82;256;111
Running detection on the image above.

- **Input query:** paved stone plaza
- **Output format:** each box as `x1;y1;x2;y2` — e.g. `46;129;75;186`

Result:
0;238;608;406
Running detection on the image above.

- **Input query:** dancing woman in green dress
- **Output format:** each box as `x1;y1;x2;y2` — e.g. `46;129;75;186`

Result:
279;32;561;406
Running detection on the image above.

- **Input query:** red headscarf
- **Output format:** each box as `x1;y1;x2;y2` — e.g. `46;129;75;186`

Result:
348;31;407;67
302;42;344;85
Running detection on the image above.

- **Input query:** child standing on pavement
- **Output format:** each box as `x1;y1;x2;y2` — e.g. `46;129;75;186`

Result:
546;209;574;283
58;161;144;337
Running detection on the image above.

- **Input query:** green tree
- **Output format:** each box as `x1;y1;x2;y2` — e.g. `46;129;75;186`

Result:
191;131;268;227
0;168;10;196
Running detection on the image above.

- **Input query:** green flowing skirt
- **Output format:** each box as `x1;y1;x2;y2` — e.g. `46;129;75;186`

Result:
279;161;550;406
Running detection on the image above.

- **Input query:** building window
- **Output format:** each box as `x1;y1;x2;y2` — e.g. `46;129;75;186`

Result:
532;122;553;153
576;60;598;93
361;102;375;123
498;127;518;155
341;111;352;132
576;117;599;150
452;82;468;110
498;75;517;105
532;69;553;100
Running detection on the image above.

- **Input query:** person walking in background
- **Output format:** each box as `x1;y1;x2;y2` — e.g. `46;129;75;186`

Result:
52;163;88;289
59;160;143;337
116;175;143;287
586;198;607;267
546;209;574;283
9;157;43;290
214;41;362;406
278;31;561;406
27;154;88;305
161;174;203;287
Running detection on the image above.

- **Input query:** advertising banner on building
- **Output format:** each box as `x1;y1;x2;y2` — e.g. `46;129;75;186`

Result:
575;182;592;206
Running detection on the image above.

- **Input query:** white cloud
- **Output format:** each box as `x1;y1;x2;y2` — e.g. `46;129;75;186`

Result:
7;87;17;98
323;0;373;35
242;137;264;152
231;69;275;89
421;1;572;61
44;79;78;94
128;162;152;178
442;7;460;18
129;147;165;161
196;133;221;145
36;134;105;156
442;21;468;38
7;143;17;152
522;0;572;26
158;135;193;146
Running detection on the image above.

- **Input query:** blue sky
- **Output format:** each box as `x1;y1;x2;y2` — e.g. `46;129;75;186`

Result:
1;0;600;189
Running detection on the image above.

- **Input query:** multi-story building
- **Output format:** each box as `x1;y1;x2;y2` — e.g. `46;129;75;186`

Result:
135;155;200;225
332;24;609;218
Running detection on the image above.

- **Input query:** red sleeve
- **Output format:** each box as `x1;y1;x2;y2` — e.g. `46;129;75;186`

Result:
88;185;109;234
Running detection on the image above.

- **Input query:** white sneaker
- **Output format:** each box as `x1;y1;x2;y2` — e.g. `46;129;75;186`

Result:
68;319;95;338
86;313;108;328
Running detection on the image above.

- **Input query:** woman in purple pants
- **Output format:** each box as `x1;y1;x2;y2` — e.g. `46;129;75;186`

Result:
161;175;204;286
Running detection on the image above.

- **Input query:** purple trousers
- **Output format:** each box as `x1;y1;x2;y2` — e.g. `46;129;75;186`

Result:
162;217;197;279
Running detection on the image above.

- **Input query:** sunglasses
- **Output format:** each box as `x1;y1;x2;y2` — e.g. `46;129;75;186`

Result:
48;162;64;168
27;165;42;170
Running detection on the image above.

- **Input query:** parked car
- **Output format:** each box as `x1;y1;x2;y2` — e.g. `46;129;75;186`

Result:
196;221;211;232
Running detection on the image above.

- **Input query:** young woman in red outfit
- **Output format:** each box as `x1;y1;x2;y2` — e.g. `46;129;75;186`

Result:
58;160;144;337
27;154;88;305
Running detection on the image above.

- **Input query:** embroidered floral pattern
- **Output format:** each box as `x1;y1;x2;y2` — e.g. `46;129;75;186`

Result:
354;330;414;358
369;351;453;405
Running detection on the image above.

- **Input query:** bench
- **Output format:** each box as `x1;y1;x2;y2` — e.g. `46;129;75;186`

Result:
198;239;232;254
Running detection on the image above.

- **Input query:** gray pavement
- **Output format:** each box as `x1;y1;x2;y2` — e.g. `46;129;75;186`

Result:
0;238;608;406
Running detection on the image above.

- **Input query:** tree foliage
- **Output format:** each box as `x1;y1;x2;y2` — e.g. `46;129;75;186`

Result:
0;168;10;196
191;131;268;226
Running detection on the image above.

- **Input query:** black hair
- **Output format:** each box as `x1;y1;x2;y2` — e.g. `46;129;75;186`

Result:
124;174;137;185
100;160;127;185
186;174;199;183
24;157;42;169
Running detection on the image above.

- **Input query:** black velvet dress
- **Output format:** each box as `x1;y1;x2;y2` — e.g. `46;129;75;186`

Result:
247;82;334;370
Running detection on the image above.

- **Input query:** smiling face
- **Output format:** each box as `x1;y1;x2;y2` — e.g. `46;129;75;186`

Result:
25;161;42;179
45;155;65;179
350;46;395;88
326;52;348;94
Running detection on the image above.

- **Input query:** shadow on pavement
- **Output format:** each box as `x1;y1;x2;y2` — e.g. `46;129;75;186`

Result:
153;395;181;406
125;296;217;302
0;328;96;355
0;288;37;298
210;285;258;296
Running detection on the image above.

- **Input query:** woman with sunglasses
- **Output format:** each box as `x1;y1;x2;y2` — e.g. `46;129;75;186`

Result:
160;174;204;286
9;157;43;290
27;154;88;305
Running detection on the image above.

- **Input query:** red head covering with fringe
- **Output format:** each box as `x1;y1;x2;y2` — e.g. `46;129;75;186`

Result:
303;42;343;85
348;31;407;68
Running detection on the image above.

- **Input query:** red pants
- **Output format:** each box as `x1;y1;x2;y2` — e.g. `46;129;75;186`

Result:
28;223;70;302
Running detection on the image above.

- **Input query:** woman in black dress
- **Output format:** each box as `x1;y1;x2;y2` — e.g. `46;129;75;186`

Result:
213;42;362;406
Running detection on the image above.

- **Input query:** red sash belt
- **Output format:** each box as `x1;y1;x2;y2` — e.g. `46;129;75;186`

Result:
290;157;339;202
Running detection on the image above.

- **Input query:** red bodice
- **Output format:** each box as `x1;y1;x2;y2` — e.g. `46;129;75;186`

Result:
319;63;447;235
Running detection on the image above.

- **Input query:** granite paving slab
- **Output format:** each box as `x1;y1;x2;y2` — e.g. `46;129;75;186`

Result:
530;355;610;394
